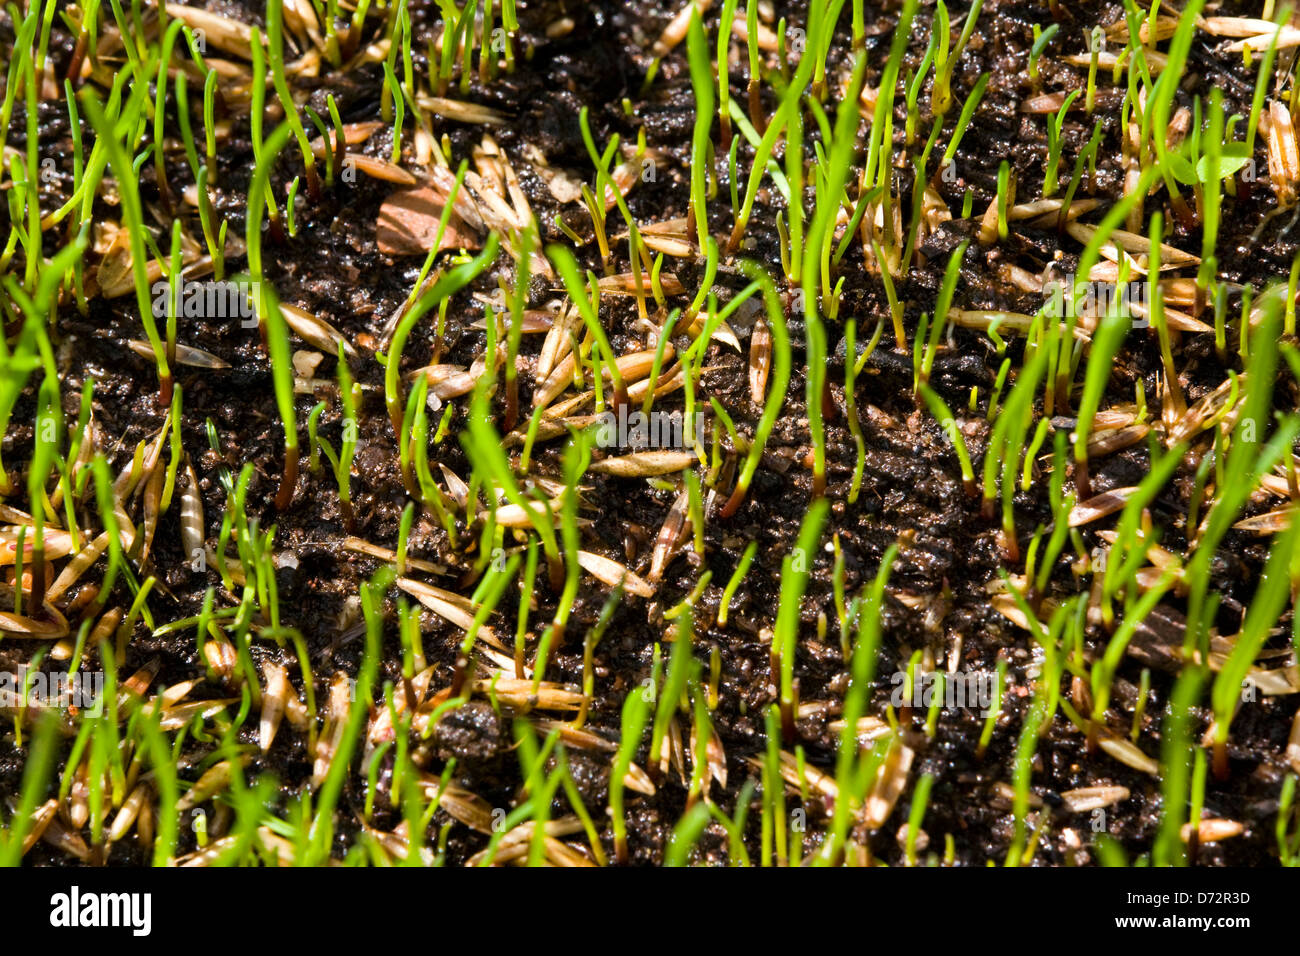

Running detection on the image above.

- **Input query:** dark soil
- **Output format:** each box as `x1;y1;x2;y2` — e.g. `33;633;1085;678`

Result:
3;0;1298;866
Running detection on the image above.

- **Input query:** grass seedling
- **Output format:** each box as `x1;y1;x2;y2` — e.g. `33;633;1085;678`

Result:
716;0;740;150
1131;667;1151;743
805;313;828;498
976;658;1006;759
243;123;302;509
1030;430;1076;598
78;85;171;406
1153;665;1206;865
463;389;563;591
1278;776;1300;866
1211;517;1300;778
266;0;320;199
773;500;829;737
818;545;896;864
451;551;520;696
1005;652;1055;866
761;704;788;866
610;663;653;865
387;234;499;451
532;431;590;677
995;161;1012;242
844;317;882;502
406;379;458;540
904;773;934;865
172;68;201;185
1028;23;1058;80
577;584;621;727
202;68;218;173
982;342;1048;559
937;71;990;173
916;241;967;395
783;107;805;287
151;18;186;210
0;712;59;866
503;223;535;430
1244;16;1286;176
930;0;984;120
721;266;790;518
642;309;679;416
905;34;938;147
1072;295;1132;502
309;345;359;528
718;541;758;628
728;0;829;251
1089;568;1177;751
248;28;282;235
859;0;920;264
1183;307;1296;666
685;468;706;556
1042;91;1080;198
1086;26;1104;113
796;51;868;498
919;385;976;497
548;245;627;408
1139;0;1205;227
1057;118;1104;231
196;165;226;281
650;611;695;774
686;12;716;253
869;238;908;351
307;569;390;863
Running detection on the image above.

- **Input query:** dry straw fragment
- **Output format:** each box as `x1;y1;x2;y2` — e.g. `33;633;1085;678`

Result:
416;96;509;126
653;0;715;56
1180;819;1244;843
377;186;480;256
280;304;359;359
864;737;914;827
397;576;507;651
1225;26;1300;53
260;663;291;752
163;4;259;58
588;451;697;477
1065;222;1200;270
128;340;230;369
1098;733;1159;776
576;551;656;597
1060;786;1130;813
750;315;771;404
1233;506;1296;534
1068;487;1138;527
1265;100;1300;205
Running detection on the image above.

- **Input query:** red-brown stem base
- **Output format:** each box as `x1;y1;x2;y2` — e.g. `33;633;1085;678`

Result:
720;482;747;519
275;450;299;510
504;375;519;433
1074;456;1092;504
749;81;765;136
29;548;46;617
1212;740;1230;781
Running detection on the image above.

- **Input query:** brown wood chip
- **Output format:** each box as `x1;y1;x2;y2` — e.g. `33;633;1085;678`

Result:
377;186;481;256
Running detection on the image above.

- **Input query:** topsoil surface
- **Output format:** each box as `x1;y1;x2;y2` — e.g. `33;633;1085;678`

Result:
3;0;1299;865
